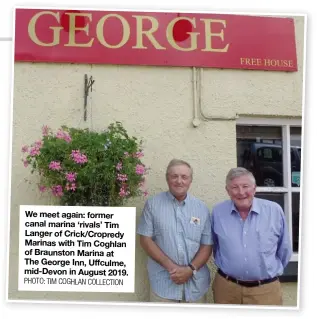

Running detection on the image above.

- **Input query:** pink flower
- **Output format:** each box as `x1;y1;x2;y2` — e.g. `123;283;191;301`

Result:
135;164;145;175
49;161;62;171
65;172;77;182
21;145;28;153
29;147;41;157
51;185;63;197
123;152;129;157
34;140;43;148
143;191;149;197
64;135;71;143
42;125;49;136
71;150;88;164
117;174;128;182
23;159;29;167
56;129;72;143
39;185;46;192
116;162;122;171
119;186;130;197
66;183;76;191
134;151;144;158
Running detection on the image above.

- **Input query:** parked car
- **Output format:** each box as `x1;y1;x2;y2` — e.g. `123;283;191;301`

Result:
240;142;301;187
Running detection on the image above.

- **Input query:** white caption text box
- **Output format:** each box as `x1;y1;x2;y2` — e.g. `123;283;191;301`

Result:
18;205;136;292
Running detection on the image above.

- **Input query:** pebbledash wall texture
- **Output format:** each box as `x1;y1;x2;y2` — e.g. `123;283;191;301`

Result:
8;15;304;304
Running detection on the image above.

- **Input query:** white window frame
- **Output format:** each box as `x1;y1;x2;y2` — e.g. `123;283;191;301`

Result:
236;116;302;262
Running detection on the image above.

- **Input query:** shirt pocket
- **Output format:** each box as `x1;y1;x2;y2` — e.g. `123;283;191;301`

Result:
257;230;279;253
186;224;202;243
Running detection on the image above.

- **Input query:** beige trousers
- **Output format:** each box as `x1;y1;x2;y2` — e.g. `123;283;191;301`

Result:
150;289;206;303
212;272;283;305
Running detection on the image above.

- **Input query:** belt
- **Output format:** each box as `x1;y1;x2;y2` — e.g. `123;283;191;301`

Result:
217;269;278;288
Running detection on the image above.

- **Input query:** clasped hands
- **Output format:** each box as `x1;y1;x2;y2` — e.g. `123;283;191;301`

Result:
169;265;193;285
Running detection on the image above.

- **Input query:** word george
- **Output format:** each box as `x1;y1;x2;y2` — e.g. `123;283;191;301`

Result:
28;11;230;52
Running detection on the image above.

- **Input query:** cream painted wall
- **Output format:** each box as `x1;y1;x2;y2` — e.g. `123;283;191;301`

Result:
8;15;304;304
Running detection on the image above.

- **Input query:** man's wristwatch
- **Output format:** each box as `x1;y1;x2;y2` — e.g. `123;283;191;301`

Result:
188;263;197;276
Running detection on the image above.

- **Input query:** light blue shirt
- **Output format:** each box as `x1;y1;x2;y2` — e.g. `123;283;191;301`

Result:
137;191;213;301
211;197;292;281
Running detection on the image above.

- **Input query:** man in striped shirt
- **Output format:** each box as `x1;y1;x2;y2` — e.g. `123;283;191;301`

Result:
211;167;292;305
137;159;213;303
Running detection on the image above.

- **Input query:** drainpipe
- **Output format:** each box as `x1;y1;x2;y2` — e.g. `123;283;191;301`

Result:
192;67;201;127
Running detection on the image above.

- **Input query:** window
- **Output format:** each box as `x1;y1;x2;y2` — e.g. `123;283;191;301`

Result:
236;118;302;260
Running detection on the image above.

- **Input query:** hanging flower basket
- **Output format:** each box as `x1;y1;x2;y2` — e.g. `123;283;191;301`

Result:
21;121;149;206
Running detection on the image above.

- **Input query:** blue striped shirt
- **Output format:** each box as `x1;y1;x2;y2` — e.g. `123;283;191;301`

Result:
211;197;292;281
137;191;213;301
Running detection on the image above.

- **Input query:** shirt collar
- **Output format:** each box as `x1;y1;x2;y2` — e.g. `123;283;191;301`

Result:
166;191;189;205
230;197;260;215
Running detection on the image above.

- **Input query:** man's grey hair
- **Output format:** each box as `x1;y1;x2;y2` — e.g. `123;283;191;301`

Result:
165;159;193;179
225;167;256;186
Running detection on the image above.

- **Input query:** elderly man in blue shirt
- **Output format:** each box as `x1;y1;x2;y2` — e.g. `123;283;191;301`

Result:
137;159;213;303
211;167;292;305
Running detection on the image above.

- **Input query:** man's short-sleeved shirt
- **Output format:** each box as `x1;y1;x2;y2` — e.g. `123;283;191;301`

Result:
211;197;292;280
137;191;213;302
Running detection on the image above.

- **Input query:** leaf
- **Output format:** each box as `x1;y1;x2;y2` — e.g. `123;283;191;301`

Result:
21;122;147;206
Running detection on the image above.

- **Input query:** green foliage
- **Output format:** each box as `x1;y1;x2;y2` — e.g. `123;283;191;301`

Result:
21;122;149;206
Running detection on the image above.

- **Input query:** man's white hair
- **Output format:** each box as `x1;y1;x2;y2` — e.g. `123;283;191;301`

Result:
226;167;256;186
165;159;193;180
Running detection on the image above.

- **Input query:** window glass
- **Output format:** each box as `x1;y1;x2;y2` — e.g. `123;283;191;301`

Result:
237;124;301;255
237;125;283;186
255;193;284;211
292;193;300;252
290;127;302;187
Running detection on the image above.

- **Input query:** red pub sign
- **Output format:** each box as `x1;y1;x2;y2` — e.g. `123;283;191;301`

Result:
14;8;298;71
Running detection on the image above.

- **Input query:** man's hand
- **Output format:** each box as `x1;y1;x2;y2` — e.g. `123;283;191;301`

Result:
140;235;179;273
169;266;193;285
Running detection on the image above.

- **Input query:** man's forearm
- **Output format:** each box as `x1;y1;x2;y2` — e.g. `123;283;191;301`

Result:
190;245;212;270
140;235;177;272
